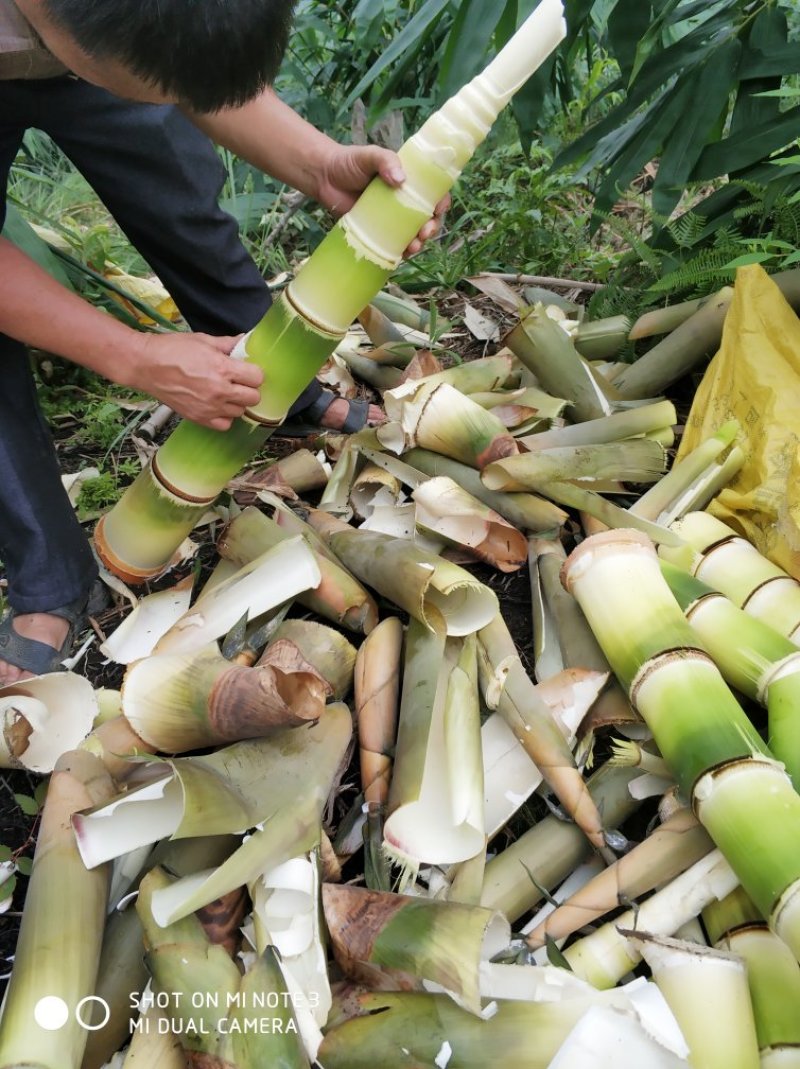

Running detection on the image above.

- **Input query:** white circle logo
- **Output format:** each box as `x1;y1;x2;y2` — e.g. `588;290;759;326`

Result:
76;996;111;1031
33;996;69;1031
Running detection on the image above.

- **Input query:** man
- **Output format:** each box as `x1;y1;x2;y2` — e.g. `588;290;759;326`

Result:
0;0;445;684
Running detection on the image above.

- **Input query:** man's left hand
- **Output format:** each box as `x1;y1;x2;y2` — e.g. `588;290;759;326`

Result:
316;144;450;258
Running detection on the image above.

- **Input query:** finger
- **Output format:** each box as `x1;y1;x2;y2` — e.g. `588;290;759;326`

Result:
201;334;243;354
229;361;264;388
225;384;262;409
403;238;423;258
434;193;452;216
208;415;234;432
372;148;405;187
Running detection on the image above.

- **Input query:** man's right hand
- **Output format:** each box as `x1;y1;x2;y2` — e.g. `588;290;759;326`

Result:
124;332;264;431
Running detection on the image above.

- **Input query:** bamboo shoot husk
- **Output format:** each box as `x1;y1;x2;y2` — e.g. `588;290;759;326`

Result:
0;672;97;773
505;305;612;421
100;576;194;664
268;618;357;701
524;806;713;949
243;494;380;633
481;439;667;492
153;535;321;655
563;850;739;989
379;380;519;468
480;763;640;923
520;400;676;450
477;613;607;853
121;640;330;752
0;751;115;1069
73;704;352;872
304;508;498;635
412;476;528;571
384;621;485;882
374;445;568;532
322;883;509;1015
138;867;309;1069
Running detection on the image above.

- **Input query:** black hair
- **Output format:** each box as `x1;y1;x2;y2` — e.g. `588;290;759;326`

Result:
42;0;296;112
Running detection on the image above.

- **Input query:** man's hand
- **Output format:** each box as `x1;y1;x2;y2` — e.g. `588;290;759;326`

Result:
192;93;449;258
315;143;450;257
127;332;263;431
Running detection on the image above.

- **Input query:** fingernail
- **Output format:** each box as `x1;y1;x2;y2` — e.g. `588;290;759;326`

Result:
388;167;405;184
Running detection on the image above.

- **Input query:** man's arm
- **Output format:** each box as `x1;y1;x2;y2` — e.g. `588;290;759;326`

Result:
190;89;447;253
0;236;262;430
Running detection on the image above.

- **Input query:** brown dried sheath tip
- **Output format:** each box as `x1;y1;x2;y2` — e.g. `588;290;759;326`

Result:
195;886;249;957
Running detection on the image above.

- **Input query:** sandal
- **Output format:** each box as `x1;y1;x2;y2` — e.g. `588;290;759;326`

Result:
0;581;108;677
279;388;376;437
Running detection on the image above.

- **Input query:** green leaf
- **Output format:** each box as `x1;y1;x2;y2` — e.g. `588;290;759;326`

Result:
494;0;519;46
33;778;49;807
692;104;800;181
343;0;451;108
15;856;33;877
593;78;693;220
729;8;789;141
607;0;654;81
13;793;39;817
1;205;75;290
545;935;573;970
738;42;800;80
555;8;735;170
723;252;775;268
627;0;683;84
438;0;508;100
651;38;741;221
0;846;12;863
0;875;16;903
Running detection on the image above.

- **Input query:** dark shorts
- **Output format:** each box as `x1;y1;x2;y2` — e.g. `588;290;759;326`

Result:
0;77;318;611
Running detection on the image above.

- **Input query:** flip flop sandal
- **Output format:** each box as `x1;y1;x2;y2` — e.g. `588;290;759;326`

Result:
279;389;373;437
0;581;108;678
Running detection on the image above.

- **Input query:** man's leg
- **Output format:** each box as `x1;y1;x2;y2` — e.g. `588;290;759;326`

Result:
0;80;98;682
38;79;323;413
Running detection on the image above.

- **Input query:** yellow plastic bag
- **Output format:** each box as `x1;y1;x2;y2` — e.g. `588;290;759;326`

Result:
677;263;800;578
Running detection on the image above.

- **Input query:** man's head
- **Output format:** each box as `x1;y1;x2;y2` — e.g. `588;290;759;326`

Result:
18;0;296;111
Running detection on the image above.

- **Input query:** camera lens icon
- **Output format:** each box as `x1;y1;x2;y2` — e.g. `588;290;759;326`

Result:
34;996;110;1032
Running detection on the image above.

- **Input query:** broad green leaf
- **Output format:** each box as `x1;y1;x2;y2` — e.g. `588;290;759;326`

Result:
651;38;740;221
2;204;75;290
692;103;800;180
738;42;800;80
607;0;653;80
13;792;39;817
574;89;669;182
729;8;789;140
593;77;692;220
565;0;596;32
628;0;683;84
438;0;508;100
15;856;33;877
343;0;451;108
511;54;559;152
555;8;734;169
494;0;518;46
723;252;775;268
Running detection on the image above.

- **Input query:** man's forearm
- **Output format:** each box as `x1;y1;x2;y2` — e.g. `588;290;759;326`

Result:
0;236;145;385
188;89;337;202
